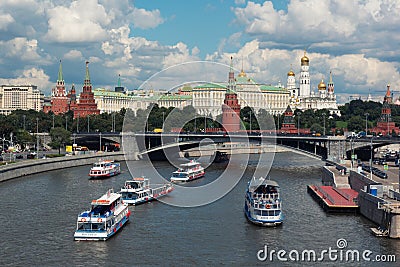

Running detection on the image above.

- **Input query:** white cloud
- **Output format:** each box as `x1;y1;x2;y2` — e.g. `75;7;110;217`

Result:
45;0;110;43
234;0;400;53
0;13;14;30
64;50;83;60
0;67;52;91
131;7;164;29
0;37;41;61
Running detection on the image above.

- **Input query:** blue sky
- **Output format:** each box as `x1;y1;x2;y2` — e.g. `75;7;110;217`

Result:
0;0;399;103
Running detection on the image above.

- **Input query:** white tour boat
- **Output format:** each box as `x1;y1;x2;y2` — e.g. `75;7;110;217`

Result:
244;177;283;226
170;160;205;182
88;160;121;178
74;189;131;241
120;177;174;205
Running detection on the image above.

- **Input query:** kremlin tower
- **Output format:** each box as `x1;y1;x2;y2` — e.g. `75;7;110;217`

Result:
371;84;400;135
49;60;69;114
280;105;297;134
222;57;241;132
73;61;100;119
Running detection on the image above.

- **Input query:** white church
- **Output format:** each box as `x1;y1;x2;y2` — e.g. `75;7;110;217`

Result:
287;51;341;116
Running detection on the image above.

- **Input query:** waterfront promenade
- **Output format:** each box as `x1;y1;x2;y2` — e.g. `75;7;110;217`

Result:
0;151;124;182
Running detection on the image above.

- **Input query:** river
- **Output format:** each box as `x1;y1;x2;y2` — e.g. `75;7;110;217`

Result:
0;152;399;266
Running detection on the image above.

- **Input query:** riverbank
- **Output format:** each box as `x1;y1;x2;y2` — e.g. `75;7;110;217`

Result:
0;152;125;183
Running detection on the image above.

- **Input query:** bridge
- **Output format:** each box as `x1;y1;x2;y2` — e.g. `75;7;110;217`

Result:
72;132;399;161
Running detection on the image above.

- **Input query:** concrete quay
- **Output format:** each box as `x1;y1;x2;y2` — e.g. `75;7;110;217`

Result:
322;159;400;238
0;152;125;183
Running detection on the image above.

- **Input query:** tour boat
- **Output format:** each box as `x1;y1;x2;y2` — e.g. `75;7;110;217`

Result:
170;160;205;182
244;177;283;226
88;160;121;178
120;177;174;205
74;189;131;241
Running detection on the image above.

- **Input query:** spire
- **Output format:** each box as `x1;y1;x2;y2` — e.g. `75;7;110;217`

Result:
84;61;92;88
118;74;121;87
329;71;332;83
227;56;236;93
85;61;90;81
58;60;63;82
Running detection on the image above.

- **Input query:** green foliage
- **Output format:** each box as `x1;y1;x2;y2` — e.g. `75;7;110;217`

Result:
49;127;71;154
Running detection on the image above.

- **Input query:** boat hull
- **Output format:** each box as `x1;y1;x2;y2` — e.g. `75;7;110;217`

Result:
122;186;174;205
244;206;283;227
74;209;131;241
170;172;205;182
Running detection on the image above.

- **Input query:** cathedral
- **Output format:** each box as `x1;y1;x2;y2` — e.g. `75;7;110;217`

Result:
287;51;341;116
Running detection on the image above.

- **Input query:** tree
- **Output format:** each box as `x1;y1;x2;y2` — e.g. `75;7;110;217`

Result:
49;127;71;154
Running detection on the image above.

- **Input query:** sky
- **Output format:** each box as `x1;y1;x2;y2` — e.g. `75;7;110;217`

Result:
0;0;399;104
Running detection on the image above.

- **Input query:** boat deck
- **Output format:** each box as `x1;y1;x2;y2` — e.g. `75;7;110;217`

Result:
307;185;359;212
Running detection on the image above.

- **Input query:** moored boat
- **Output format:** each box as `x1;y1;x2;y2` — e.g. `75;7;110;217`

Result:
120;177;174;205
244;177;283;226
170;160;205;182
88;160;121;178
74;189;131;241
211;151;230;163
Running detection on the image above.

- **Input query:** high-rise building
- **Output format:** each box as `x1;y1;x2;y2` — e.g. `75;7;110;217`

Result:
0;85;44;115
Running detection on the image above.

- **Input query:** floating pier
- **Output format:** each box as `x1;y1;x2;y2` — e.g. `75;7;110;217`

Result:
307;185;359;213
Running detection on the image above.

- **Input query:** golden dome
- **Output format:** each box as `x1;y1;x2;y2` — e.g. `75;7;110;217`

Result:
238;69;247;77
287;70;295;76
301;51;309;65
318;79;326;90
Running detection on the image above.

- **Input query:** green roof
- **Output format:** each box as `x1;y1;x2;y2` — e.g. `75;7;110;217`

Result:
235;76;257;84
180;86;193;91
193;83;227;89
260;85;288;92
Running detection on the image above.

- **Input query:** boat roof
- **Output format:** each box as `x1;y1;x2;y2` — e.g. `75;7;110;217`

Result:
132;177;148;181
180;160;201;167
248;177;279;192
91;189;120;205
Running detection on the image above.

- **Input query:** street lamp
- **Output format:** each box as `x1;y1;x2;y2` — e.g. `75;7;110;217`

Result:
162;111;165;129
370;137;374;180
73;133;76;155
23;115;26;131
65;115;68;131
76;115;79;133
36;117;39;159
322;113;326;136
99;132;102;152
87;116;90;132
296;112;301;136
365;113;369;135
52;114;55;129
249;110;252;133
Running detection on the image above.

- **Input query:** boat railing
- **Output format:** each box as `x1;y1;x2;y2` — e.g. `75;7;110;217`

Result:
252;201;281;210
252;193;279;200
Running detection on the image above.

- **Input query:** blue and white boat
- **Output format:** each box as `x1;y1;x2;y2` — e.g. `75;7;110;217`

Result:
74;189;131;241
88;160;121;179
120;177;174;205
170;160;205;182
244;177;283;226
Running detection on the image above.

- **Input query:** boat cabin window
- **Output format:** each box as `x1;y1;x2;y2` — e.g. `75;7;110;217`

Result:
172;172;187;178
125;182;140;189
255;185;279;194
